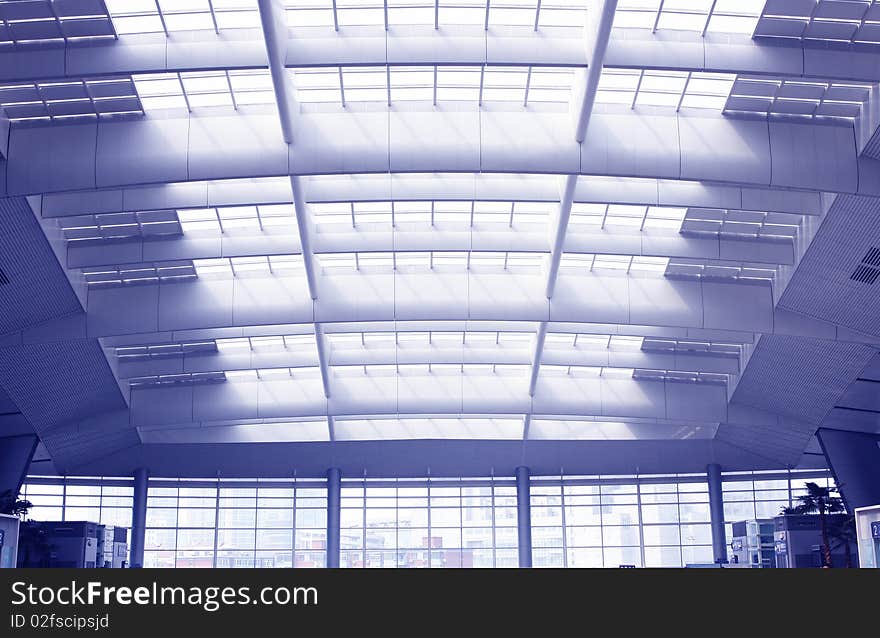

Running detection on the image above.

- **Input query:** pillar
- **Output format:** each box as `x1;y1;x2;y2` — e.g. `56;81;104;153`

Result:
130;467;149;569
326;467;341;568
515;466;532;568
707;463;727;564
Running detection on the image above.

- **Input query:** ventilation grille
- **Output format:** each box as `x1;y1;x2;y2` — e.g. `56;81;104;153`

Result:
0;267;8;286
850;248;880;285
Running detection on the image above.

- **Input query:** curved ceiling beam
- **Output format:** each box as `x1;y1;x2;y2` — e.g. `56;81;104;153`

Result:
4;27;880;83
4;110;867;197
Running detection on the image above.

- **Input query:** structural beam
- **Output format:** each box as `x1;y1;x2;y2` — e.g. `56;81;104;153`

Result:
291;175;318;300
6;109;868;199
64;234;797;271
314;322;332;399
38;174;828;219
256;0;297;143
574;0;618;143
527;322;548;398
545;174;578;300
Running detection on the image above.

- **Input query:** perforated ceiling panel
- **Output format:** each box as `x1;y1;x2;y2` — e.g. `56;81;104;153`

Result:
0;339;129;467
731;334;877;424
778;195;880;336
0;197;83;334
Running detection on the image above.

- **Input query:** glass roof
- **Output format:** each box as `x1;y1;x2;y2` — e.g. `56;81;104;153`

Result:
0;0;116;45
597;69;735;111
105;0;262;35
615;0;765;35
101;0;768;35
311;200;556;226
0;78;142;122
283;0;591;30
725;76;873;120
19;0;859;454
755;0;880;44
133;70;276;111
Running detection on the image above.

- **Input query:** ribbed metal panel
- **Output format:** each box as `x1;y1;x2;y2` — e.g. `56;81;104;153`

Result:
0;197;82;334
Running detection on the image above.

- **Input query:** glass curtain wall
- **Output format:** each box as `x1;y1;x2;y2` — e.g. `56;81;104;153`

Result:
339;478;519;568
19;469;834;568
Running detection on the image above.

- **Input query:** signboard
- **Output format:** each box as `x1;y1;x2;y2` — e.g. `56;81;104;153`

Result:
871;521;880;539
774;531;787;555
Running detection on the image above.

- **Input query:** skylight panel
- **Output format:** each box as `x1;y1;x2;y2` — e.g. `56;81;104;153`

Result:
725;76;870;120
436;66;483;102
393;202;433;224
604;204;646;228
489;0;540;27
513;201;556;224
437;0;490;26
387;0;435;25
597;68;735;112
217;206;258;230
290;68;341;104
592;254;634;271
0;78;143;122
84;262;197;287
284;1;335;28
756;0;877;43
134;70;274;112
336;0;386;27
341;66;388;102
105;0;165;34
354;201;393;224
629;256;669;273
472;201;513;224
389;66;434;102
107;0;260;34
643;207;687;231
292;65;569;106
537;0;589;28
559;253;671;274
526;67;578;104
482;66;530;103
433;201;474;223
615;0;762;34
311;202;353;225
177;208;221;233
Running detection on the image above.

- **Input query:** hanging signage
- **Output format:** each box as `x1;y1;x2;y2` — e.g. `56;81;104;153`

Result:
871;521;880;539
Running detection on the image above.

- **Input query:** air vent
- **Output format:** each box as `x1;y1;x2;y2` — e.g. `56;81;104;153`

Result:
862;246;880;267
0;267;8;286
850;247;880;285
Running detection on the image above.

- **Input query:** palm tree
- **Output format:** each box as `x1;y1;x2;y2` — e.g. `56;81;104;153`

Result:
785;482;846;568
0;489;32;518
827;516;857;568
